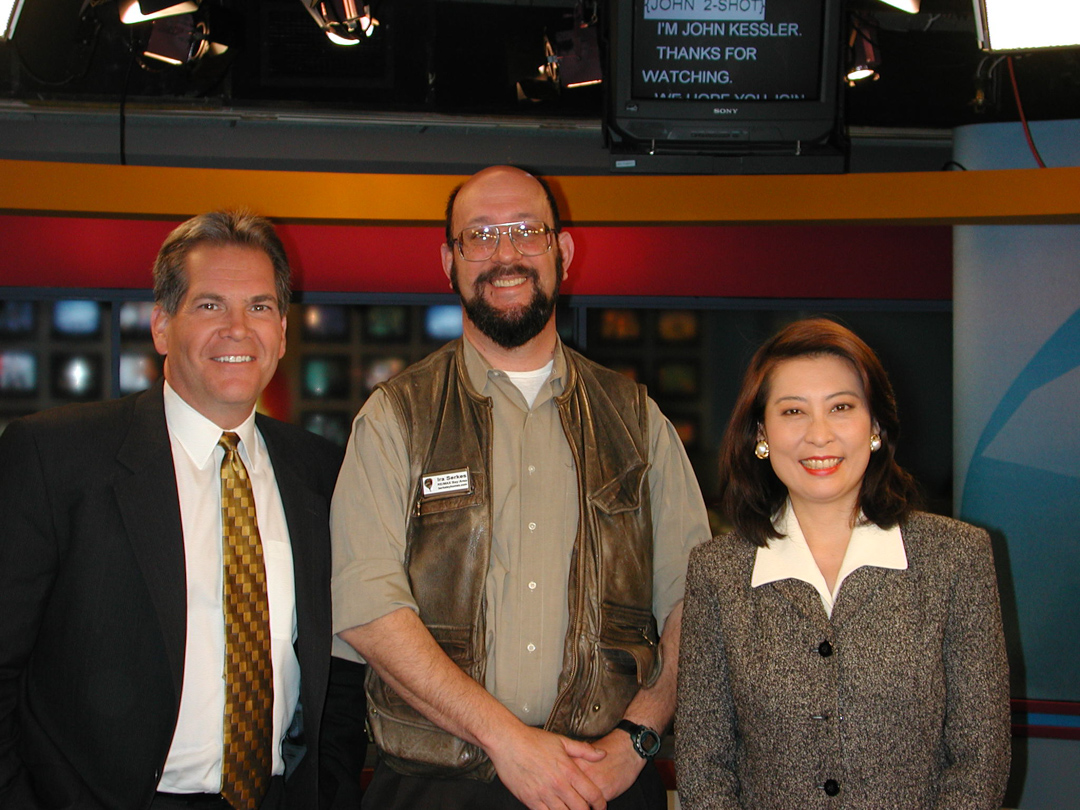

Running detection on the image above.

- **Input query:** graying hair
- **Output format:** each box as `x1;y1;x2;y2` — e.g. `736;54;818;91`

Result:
153;209;291;315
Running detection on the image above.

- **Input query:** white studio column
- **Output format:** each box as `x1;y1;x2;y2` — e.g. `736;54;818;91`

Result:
954;119;1080;809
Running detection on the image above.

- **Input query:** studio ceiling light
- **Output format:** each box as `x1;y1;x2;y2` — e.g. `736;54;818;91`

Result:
552;24;603;90
974;0;1080;51
879;0;920;12
302;1;379;46
1;0;24;41
846;17;881;85
141;14;226;65
119;0;200;24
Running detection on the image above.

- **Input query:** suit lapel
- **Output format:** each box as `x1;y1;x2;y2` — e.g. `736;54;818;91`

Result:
831;565;904;629
768;578;831;633
764;567;906;633
113;383;187;696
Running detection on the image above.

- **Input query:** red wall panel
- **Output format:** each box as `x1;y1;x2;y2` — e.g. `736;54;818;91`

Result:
0;215;951;300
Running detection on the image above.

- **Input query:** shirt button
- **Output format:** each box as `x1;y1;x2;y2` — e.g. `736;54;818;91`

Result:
818;640;833;657
823;779;840;796
528;581;537;590
527;643;536;652
528;522;537;531
528;465;536;474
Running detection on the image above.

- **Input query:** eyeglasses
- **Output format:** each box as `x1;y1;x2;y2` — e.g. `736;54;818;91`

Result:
453;220;554;262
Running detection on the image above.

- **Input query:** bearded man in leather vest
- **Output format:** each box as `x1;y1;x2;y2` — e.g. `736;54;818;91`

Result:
330;166;710;810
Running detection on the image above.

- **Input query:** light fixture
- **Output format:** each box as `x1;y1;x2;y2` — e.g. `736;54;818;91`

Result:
552;24;603;89
846;16;881;85
141;14;225;65
517;36;560;103
1;0;25;41
119;0;199;24
301;1;379;46
878;0;920;12
973;0;1080;52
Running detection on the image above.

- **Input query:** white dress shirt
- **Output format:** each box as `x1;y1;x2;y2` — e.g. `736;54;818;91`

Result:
158;382;300;793
751;501;908;618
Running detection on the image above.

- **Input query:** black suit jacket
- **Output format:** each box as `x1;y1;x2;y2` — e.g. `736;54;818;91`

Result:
0;382;343;810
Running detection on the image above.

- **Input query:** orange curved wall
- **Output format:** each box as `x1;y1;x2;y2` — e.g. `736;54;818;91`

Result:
15;158;1080;299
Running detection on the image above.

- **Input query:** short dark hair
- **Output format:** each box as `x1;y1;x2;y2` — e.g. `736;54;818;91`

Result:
718;317;920;546
153;209;291;315
444;169;562;246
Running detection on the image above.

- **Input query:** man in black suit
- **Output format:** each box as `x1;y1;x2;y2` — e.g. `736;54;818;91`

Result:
0;211;345;809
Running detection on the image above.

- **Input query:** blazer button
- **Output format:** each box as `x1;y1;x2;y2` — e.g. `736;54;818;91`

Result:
823;779;840;796
818;640;833;657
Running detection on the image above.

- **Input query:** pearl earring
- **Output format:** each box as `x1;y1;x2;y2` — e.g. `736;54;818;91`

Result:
870;434;882;452
754;439;770;459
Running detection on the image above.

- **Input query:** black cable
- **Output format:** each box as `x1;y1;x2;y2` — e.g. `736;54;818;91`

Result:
9;15;102;88
119;33;138;166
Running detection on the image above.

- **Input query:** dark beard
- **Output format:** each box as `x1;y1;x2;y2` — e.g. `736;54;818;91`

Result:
452;259;561;350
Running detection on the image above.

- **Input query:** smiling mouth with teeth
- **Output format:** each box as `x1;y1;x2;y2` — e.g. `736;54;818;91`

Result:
801;458;841;470
214;356;254;363
491;277;527;288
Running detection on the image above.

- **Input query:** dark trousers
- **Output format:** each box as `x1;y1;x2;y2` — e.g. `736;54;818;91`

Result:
318;657;368;809
361;758;667;810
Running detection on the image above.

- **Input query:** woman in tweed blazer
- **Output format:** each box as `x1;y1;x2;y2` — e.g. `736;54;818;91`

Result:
676;319;1010;810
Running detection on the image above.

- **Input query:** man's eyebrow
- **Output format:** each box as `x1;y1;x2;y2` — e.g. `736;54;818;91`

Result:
187;292;277;305
463;215;540;228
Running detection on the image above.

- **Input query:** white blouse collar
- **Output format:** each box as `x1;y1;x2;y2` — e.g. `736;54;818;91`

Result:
751;500;907;617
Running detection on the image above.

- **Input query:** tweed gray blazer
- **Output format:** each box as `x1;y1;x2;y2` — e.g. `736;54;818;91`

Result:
675;512;1010;810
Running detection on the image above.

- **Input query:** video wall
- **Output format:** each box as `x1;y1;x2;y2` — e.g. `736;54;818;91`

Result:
0;299;159;408
0;293;953;524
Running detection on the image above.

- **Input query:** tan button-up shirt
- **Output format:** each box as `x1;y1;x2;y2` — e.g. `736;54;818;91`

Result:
331;337;709;724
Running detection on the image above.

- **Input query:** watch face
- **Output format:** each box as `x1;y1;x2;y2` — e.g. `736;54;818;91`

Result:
638;727;662;757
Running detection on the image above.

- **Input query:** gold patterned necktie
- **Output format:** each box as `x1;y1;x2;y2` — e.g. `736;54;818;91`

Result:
218;431;273;810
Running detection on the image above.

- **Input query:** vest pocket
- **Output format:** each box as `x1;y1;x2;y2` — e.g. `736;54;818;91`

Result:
588;463;648;515
365;624;493;779
566;603;661;738
598;601;662;688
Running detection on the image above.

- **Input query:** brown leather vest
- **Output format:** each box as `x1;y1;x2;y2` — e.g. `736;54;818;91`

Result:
365;339;659;780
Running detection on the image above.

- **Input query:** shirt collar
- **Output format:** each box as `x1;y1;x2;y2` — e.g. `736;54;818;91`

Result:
163;381;262;471
751;501;907;613
461;333;567;398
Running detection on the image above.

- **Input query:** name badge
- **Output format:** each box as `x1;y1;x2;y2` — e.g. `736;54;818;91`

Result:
421;468;472;496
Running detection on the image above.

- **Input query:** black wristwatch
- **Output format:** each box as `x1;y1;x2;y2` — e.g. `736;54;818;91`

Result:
616;719;662;760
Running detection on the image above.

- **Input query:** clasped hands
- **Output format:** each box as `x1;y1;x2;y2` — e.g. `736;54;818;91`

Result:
486;725;647;810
